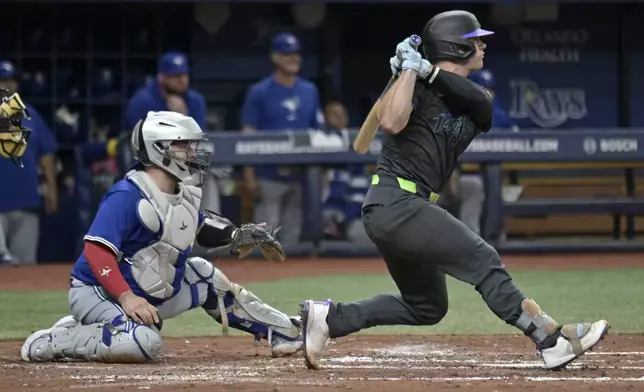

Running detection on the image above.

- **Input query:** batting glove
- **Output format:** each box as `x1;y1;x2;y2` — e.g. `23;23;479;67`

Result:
390;56;402;76
395;37;419;61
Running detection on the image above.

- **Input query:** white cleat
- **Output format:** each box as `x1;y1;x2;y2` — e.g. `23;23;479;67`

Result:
51;315;79;330
21;329;54;362
271;336;303;358
21;319;78;362
299;299;331;370
270;316;303;358
539;319;609;370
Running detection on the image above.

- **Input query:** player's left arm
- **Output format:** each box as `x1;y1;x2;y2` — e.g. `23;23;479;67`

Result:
424;70;493;131
195;211;237;248
196;211;286;262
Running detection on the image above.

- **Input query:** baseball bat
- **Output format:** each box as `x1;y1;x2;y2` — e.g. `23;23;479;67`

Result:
352;34;422;154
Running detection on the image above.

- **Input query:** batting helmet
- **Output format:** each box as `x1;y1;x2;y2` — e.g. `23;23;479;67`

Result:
469;69;495;89
421;10;494;63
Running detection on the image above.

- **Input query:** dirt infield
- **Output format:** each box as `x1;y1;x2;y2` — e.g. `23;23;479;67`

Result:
2;254;644;391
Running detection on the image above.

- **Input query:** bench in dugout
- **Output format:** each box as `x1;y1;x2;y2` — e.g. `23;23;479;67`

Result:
471;162;644;253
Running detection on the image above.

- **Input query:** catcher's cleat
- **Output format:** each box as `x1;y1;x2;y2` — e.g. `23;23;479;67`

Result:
299;299;332;370
51;315;80;330
21;327;66;362
252;316;303;358
538;320;609;371
271;335;303;358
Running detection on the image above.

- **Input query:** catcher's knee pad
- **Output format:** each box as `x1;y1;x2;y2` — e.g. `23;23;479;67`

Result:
515;298;559;344
186;256;216;283
49;316;162;363
200;264;300;343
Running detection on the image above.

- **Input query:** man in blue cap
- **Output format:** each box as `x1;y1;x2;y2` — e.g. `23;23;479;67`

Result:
241;32;324;248
126;52;221;214
0;60;59;266
126;51;206;130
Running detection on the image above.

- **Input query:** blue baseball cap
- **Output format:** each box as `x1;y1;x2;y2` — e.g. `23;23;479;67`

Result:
158;52;189;75
271;33;301;54
0;60;17;79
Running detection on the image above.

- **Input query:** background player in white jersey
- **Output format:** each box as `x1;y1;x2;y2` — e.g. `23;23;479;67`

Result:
21;111;303;363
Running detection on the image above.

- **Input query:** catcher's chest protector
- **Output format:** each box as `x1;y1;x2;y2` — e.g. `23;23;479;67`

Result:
126;170;202;300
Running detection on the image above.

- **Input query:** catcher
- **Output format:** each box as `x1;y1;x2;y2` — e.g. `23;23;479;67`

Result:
22;110;302;363
0;88;30;167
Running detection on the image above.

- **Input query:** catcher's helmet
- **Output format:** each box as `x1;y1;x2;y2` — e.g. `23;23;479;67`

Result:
0;89;31;168
421;10;494;63
469;69;495;89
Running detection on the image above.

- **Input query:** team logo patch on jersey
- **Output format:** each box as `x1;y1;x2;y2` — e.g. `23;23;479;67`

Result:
281;96;301;121
434;113;476;145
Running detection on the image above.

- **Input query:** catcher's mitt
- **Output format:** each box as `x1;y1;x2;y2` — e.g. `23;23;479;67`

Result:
230;223;286;262
0;88;30;168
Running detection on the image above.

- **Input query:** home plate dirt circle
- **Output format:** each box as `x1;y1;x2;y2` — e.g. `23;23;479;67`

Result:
2;256;644;391
2;334;644;392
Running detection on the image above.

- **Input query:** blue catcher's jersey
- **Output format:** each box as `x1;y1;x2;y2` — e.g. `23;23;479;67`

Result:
71;176;205;306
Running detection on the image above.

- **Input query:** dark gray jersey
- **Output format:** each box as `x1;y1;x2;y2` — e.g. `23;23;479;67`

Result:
376;74;492;192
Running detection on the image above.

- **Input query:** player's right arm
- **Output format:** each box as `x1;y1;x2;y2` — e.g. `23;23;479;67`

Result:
377;70;417;134
378;38;430;134
83;190;160;326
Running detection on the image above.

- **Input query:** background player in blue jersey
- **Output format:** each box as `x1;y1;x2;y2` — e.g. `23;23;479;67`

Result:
241;32;325;248
21;111;303;363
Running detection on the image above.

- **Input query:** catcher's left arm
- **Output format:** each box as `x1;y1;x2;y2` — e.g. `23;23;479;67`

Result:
197;210;286;262
0;89;31;167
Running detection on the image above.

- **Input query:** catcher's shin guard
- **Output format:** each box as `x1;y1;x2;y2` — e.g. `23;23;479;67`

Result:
186;258;301;354
21;315;162;363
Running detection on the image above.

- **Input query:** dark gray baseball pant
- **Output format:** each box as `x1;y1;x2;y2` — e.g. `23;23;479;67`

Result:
325;173;526;338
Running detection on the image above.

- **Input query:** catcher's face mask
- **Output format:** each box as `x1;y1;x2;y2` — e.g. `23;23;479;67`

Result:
0;90;30;168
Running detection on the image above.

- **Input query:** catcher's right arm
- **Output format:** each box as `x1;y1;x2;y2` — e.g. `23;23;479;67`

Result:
0;88;30;167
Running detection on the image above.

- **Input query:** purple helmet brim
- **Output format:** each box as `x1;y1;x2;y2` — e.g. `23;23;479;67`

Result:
462;28;495;39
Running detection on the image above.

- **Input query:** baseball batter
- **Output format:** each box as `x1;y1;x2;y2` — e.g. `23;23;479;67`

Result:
300;11;608;371
21;111;303;363
0;89;30;167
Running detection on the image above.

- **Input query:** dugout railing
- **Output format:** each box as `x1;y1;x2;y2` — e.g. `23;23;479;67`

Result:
75;128;644;257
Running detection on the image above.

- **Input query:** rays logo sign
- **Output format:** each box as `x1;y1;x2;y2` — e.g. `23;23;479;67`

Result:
509;79;588;128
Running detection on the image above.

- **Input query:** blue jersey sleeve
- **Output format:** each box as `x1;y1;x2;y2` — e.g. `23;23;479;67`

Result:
27;106;58;156
188;91;207;128
126;92;152;130
83;190;142;255
241;85;261;128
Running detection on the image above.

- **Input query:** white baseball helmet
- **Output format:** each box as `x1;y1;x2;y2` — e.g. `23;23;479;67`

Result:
131;111;211;187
